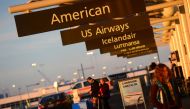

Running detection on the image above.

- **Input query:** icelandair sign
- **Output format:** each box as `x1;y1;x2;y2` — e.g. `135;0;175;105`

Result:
85;27;156;51
14;0;146;37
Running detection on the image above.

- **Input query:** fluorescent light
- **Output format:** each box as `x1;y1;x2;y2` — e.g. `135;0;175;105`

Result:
128;61;132;64
12;85;16;88
40;78;45;82
32;63;37;67
57;75;61;79
73;72;77;75
86;51;94;55
102;66;107;70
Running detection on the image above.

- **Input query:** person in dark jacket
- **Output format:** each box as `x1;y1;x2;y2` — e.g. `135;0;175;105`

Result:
150;63;182;109
87;77;100;109
99;78;111;109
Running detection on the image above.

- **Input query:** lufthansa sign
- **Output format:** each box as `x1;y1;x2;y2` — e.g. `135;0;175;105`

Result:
14;0;146;37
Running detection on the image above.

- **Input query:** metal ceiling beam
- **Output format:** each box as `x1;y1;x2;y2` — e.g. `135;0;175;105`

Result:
146;0;183;12
150;16;178;24
9;0;183;14
154;34;163;38
154;32;170;38
153;25;175;32
148;11;161;16
149;17;162;21
8;0;80;13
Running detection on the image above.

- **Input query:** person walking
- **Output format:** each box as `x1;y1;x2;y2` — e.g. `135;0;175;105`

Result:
99;78;111;109
87;77;100;109
150;63;182;109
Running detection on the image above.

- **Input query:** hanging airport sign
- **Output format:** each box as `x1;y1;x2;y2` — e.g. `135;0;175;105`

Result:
99;37;157;55
60;14;150;45
108;44;157;58
85;27;156;51
118;48;158;58
110;46;157;57
118;77;147;108
14;0;146;37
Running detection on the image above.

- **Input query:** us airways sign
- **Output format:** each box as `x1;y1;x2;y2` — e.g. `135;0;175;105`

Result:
61;14;150;45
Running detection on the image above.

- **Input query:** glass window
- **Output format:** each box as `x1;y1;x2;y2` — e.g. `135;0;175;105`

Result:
59;93;66;99
84;81;91;86
73;83;82;89
55;94;60;100
47;97;54;103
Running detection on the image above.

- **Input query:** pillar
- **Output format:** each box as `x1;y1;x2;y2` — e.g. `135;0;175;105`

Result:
175;23;189;79
172;30;185;75
178;6;190;78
